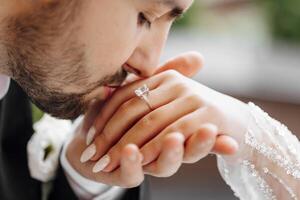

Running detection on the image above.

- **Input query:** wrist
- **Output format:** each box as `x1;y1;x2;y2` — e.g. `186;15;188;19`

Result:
217;98;253;162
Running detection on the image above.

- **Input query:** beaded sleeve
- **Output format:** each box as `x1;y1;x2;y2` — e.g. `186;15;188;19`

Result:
217;102;300;200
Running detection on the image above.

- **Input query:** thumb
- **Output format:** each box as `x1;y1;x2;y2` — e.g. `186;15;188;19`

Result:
155;51;205;78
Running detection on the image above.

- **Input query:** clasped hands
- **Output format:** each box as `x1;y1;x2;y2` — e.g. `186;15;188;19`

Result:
66;52;241;188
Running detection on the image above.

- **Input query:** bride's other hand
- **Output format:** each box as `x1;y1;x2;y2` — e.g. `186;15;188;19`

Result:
66;121;229;187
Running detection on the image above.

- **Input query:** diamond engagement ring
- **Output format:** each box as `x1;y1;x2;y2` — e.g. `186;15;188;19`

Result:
135;84;152;110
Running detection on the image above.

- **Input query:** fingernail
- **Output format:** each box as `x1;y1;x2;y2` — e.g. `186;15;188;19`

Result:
80;144;96;163
92;155;110;173
86;127;96;145
176;133;185;143
128;152;138;162
201;139;214;149
169;147;182;159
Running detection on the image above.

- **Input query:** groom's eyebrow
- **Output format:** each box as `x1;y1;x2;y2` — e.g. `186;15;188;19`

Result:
154;0;185;20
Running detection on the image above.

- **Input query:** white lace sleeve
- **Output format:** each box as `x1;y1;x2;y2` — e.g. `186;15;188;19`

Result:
217;102;300;200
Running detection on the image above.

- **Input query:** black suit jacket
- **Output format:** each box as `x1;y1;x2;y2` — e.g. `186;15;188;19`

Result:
0;81;149;200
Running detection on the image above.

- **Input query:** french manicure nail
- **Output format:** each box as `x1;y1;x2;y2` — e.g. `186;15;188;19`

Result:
86;127;96;145
92;155;110;173
80;144;96;163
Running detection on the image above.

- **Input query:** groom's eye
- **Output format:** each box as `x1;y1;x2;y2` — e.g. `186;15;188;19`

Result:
138;12;152;29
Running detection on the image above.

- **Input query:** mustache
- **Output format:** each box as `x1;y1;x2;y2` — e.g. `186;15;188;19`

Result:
103;68;128;87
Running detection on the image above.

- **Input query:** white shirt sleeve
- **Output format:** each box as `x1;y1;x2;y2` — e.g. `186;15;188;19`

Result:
217;102;300;200
60;117;126;200
0;75;10;99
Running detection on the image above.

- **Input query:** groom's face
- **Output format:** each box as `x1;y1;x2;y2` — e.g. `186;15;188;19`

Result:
6;0;193;119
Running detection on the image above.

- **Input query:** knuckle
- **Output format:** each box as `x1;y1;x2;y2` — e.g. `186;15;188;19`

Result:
163;126;177;136
206;103;224;120
118;99;134;115
162;69;182;80
171;83;189;95
178;121;191;131
138;112;157;129
140;144;160;165
183;94;203;108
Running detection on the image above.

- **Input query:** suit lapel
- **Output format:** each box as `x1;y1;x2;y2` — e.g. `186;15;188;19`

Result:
0;80;41;200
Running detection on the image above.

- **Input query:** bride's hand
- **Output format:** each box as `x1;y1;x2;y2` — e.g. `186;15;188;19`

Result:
67;52;231;187
82;54;245;175
66;116;222;187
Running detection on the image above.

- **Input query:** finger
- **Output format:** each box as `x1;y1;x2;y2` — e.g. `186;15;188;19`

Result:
89;82;184;161
183;124;218;164
143;132;184;177
81;99;105;136
122;73;140;85
90;144;144;188
97;96;201;172
86;52;204;144
126;52;205;85
124;51;204;85
123;52;204;86
85;70;177;145
140;107;218;165
212;135;239;155
118;144;144;188
155;51;205;78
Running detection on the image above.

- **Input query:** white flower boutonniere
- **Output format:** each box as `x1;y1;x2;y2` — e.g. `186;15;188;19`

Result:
27;114;72;182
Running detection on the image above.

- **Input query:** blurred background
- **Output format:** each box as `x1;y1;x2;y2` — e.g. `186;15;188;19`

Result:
150;0;300;199
32;0;300;199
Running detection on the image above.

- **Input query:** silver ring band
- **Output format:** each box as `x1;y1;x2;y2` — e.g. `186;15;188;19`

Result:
135;84;152;110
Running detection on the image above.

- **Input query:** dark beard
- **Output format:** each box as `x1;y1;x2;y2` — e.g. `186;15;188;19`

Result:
3;0;128;119
7;50;128;120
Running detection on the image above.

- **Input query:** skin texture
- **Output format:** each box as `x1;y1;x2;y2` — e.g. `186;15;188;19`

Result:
0;0;241;189
0;0;193;119
88;54;246;173
68;53;241;187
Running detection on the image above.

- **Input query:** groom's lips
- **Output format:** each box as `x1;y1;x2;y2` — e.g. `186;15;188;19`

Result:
102;63;131;100
103;85;118;100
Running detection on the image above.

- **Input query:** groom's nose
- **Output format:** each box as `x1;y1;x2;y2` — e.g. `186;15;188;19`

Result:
126;27;170;77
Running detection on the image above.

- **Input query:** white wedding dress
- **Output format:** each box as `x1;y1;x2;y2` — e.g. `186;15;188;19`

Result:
217;103;300;200
27;101;299;200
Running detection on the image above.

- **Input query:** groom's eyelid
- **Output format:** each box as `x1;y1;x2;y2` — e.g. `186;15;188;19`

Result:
151;0;186;20
168;7;184;20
